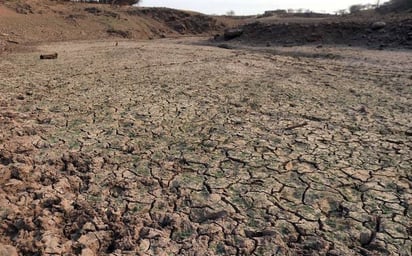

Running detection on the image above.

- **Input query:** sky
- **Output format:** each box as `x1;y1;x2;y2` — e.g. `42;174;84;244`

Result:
139;0;388;15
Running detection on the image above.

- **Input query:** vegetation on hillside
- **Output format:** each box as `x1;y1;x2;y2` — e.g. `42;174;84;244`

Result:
60;0;140;5
349;0;412;14
379;0;412;11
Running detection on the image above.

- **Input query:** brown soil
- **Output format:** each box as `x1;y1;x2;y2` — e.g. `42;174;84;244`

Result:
0;38;411;255
0;0;237;53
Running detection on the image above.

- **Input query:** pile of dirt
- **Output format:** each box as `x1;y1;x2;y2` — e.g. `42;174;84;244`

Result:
219;13;412;49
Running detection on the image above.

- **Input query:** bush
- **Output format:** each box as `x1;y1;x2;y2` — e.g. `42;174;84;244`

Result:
349;4;363;13
349;4;376;13
112;0;140;5
65;0;140;5
379;0;412;12
226;10;235;16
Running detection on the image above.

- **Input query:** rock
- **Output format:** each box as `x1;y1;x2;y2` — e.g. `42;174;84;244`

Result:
82;222;96;232
371;21;386;30
238;239;255;254
357;105;368;114
224;28;243;40
84;7;101;14
302;237;328;251
0;243;18;256
407;226;412;236
360;231;373;245
138;239;150;252
245;229;277;238
198;210;228;223
217;43;233;49
327;249;344;256
42;233;63;255
81;247;95;256
78;233;100;252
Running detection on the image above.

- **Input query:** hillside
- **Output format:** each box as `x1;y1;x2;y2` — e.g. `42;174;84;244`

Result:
0;0;236;52
215;11;412;49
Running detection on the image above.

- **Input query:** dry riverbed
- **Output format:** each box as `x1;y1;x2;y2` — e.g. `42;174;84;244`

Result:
0;39;411;255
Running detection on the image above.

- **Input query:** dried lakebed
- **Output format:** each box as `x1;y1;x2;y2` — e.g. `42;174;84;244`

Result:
0;39;411;255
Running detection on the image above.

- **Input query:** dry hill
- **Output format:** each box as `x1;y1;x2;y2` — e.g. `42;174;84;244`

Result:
0;0;237;52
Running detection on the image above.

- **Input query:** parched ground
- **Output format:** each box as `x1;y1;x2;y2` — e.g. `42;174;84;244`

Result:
0;39;411;255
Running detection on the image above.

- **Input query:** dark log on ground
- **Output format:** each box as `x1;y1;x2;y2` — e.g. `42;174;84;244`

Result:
40;53;58;60
6;40;19;44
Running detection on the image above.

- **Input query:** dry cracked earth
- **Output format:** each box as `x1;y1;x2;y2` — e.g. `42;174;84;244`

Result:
0;39;411;255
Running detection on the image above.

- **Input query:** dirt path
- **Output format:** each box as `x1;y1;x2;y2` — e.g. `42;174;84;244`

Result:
0;39;411;255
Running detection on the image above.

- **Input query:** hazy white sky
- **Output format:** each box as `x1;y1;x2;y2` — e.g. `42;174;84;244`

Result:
140;0;387;15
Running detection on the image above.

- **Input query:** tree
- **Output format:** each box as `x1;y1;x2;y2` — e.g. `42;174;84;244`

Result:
378;0;412;12
113;0;140;5
389;0;412;9
226;10;235;16
68;0;140;5
336;9;348;15
349;4;363;13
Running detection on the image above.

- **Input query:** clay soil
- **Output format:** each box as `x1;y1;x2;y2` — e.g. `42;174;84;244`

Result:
0;38;411;255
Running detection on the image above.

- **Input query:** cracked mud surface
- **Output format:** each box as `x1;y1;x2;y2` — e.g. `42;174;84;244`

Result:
0;39;411;255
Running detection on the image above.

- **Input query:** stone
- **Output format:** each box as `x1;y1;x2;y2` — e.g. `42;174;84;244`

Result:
78;233;100;252
371;21;386;30
360;231;373;245
0;243;18;256
42;233;62;255
81;247;95;256
199;210;228;223
224;28;243;40
217;43;232;49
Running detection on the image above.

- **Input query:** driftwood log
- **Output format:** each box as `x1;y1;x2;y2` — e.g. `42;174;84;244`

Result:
40;53;58;60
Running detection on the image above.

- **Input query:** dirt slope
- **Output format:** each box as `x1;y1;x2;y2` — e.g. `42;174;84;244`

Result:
219;12;412;49
0;0;233;52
